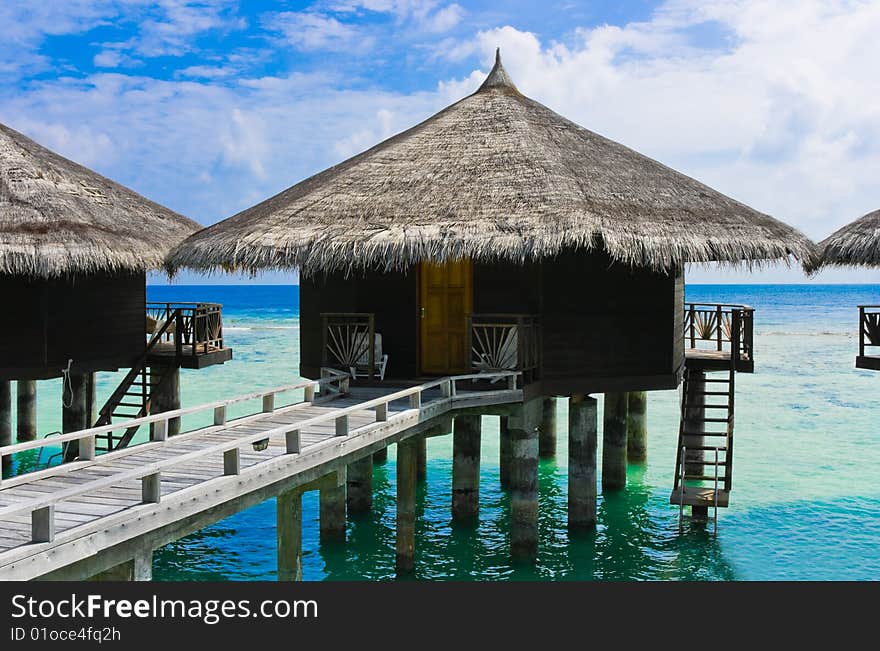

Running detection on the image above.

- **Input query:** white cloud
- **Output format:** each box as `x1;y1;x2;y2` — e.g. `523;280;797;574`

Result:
266;11;372;52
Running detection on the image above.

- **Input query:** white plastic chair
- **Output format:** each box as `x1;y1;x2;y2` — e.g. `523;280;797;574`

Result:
349;332;389;381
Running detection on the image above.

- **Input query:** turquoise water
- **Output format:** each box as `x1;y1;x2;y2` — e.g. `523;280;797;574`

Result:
7;285;880;580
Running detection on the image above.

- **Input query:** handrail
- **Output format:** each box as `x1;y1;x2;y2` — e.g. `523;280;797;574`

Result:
0;371;518;524
0;372;347;459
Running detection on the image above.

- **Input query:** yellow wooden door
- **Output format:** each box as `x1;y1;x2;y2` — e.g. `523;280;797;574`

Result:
419;260;472;375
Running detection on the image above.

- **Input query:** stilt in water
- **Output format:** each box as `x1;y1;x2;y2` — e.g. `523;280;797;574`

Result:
602;392;628;490
416;436;427;482
508;398;541;561
396;438;418;574
499;415;511;489
683;370;708;521
133;548;153;581
62;373;89;461
627;391;647;463
347;455;373;514
277;489;303;581
568;394;598;530
319;470;347;542
151;365;181;437
452;414;481;522
539;397;557;459
0;381;11;473
373;446;388;464
16;380;37;442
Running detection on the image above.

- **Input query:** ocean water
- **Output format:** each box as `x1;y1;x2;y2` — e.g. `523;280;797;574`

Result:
7;284;880;580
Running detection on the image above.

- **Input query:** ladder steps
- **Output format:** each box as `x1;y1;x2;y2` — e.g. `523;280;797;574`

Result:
682;430;727;437
683;475;729;481
684;404;730;409
693;417;730;422
702;378;732;383
693;391;730;396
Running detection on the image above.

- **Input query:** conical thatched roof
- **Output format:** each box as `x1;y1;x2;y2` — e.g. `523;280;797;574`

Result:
169;51;817;276
1;121;200;278
819;209;880;267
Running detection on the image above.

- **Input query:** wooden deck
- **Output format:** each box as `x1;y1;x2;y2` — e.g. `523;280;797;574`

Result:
147;341;233;369
856;355;880;371
0;373;520;580
685;348;754;373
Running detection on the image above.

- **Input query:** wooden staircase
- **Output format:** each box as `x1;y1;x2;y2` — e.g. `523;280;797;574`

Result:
670;364;735;531
93;316;178;454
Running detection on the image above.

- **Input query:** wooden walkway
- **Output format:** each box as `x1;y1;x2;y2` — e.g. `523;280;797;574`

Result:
0;372;520;580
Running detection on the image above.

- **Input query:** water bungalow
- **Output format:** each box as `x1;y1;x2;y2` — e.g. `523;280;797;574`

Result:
0;122;231;462
0;54;816;581
819;208;880;369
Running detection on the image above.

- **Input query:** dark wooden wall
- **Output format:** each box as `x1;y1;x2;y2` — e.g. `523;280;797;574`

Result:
0;272;146;380
539;250;682;395
299;251;683;395
299;269;418;379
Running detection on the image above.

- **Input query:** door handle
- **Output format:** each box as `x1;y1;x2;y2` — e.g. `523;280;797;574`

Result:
420;307;426;319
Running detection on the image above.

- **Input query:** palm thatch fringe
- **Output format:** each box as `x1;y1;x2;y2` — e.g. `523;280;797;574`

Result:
1;122;200;279
167;50;817;277
818;209;880;268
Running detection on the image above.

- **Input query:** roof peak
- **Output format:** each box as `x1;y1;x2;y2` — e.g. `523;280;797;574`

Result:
477;48;518;93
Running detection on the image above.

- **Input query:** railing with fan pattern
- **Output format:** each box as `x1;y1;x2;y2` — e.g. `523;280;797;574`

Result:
468;314;540;384
684;303;754;364
859;305;880;358
146;302;224;358
321;313;377;379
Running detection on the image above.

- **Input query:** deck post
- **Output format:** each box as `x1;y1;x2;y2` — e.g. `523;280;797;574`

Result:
568;394;598;530
86;372;97;428
62;372;89;461
508;398;541;561
373;446;388;464
602;392;628;490
16;380;37;442
416;436;427;482
151;365;181;437
347;455;373;514
452;414;481;521
684;370;708;520
277;489;303;581
396;438;417;574
133;548;153;581
0;381;10;472
319;470;346;542
627;391;648;463
539;397;557;459
499;415;511;489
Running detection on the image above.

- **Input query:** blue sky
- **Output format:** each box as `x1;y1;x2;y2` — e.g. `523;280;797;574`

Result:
2;0;879;284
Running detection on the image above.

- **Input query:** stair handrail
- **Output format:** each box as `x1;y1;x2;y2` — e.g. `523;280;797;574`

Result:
93;311;181;428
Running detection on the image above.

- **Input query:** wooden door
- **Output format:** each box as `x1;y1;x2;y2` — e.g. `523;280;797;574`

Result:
419;260;472;375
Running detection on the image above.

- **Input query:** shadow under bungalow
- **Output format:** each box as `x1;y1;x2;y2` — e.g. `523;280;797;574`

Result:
170;49;817;547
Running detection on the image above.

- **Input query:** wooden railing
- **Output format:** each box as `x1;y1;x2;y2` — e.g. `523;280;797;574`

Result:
0;370;518;544
684;303;754;364
321;313;376;379
146;302;224;358
859;305;880;358
468;314;540;385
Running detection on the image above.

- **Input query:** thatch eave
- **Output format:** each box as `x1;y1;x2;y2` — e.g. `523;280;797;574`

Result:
818;209;880;268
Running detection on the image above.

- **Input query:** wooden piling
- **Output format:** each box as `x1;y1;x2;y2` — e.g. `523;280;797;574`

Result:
133;549;153;581
452;414;481;521
16;380;37;442
416;436;427;482
509;398;541;561
539;397;557;459
0;381;11;473
396;438;417;574
373;446;388;464
62;373;89;461
499;415;511;489
602;392;628;490
568;394;598;530
319;472;346;542
151;365;181;437
627;391;647;463
277;489;303;581
346;455;373;514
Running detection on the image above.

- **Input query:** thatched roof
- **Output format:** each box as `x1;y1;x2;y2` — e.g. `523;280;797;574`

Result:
169;50;817;276
818;209;880;267
1;121;200;278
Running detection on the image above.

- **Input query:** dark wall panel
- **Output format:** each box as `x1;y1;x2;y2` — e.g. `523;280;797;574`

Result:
0;272;145;380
